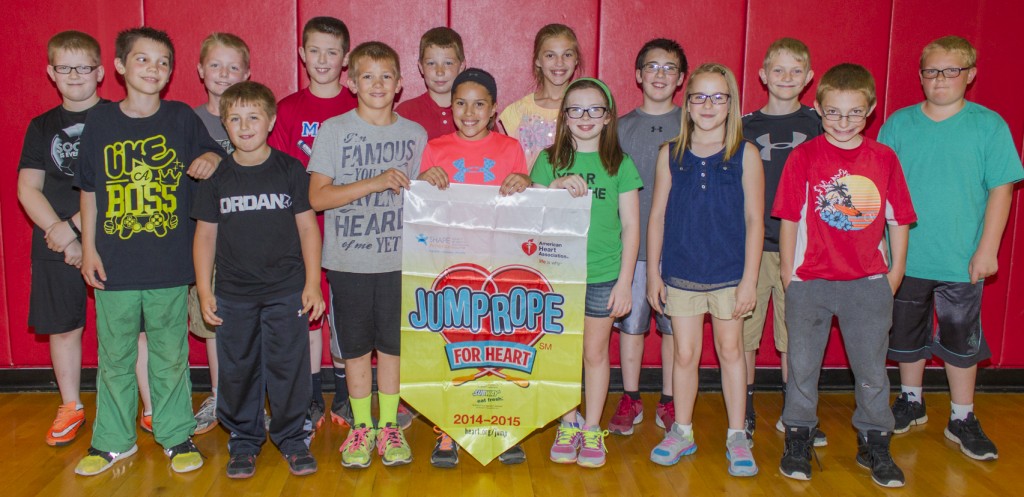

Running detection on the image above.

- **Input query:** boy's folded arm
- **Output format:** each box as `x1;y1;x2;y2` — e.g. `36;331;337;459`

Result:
186;151;224;180
308;170;409;211
18;169;76;252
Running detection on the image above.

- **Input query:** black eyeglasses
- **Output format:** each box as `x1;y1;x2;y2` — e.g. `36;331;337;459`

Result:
821;112;866;123
52;65;100;75
565;106;608;119
642;62;681;75
687;93;730;105
920;67;971;79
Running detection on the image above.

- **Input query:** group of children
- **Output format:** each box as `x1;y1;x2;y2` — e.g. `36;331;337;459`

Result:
18;14;1020;488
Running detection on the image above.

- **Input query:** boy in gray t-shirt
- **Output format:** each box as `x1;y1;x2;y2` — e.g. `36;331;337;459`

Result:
608;39;686;437
307;41;427;468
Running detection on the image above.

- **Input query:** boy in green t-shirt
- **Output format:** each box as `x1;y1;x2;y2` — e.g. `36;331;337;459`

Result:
881;35;1023;462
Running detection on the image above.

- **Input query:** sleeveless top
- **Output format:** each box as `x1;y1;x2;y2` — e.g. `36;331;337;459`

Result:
662;142;747;291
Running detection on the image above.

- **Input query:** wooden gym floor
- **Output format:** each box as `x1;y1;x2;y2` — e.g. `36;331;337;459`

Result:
2;391;1019;496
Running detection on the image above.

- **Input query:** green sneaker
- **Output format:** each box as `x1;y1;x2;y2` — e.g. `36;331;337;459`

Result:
165;438;204;473
339;424;376;468
376;423;412;466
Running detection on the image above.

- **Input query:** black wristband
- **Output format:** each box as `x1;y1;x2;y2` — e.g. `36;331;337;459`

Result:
66;219;81;240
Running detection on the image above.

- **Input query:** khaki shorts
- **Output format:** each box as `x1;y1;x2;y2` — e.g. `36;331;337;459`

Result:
741;251;787;352
187;276;217;339
665;285;751;321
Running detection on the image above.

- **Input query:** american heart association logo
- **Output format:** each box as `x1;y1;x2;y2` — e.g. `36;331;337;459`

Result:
428;262;559;386
521;239;538;256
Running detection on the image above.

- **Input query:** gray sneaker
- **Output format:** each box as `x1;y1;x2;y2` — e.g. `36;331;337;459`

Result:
397;403;417;430
650;423;697;466
726;432;758;477
194;395;218;435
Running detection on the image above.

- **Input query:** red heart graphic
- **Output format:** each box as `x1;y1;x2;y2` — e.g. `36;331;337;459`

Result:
521;239;538;256
432;263;552;349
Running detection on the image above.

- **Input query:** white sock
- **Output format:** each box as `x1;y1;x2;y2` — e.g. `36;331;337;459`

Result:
675;423;693;436
211;387;217;399
901;385;923;402
727;428;745;439
950;402;973;421
75;402;84;410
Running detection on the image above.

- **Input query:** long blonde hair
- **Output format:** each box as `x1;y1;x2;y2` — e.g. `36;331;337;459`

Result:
669;63;743;162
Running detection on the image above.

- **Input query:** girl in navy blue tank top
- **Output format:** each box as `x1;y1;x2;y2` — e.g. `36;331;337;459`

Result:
645;63;765;476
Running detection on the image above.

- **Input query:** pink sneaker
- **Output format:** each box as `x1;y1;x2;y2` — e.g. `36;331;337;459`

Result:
608;395;644;435
549;419;583;463
655;400;675;430
577;426;609;468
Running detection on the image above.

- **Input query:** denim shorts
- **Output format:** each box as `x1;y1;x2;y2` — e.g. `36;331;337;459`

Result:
585;280;617;318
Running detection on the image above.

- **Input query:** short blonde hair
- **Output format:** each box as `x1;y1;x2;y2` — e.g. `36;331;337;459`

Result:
348;41;401;79
200;33;250;70
920;35;976;69
48;30;101;65
763;38;811;70
816;63;876;108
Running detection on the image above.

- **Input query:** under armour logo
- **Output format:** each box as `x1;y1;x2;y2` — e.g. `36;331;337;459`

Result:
651;126;663;133
756;132;808;161
453;158;496;183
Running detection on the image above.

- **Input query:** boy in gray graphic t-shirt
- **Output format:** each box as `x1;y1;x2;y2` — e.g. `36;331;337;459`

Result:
307;41;427;468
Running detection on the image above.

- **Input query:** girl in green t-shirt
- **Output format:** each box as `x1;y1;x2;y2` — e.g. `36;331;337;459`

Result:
530;78;641;469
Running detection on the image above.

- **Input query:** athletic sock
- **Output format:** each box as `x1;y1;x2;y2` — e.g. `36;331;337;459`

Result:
950;402;973;421
625;390;640;401
901;385;923;403
378;392;400;427
677;423;693;437
333;368;349;402
311;372;323;405
659;394;673;405
351;394;372;427
727;428;745;439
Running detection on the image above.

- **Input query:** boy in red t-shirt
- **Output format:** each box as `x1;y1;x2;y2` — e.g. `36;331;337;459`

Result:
395;27;466;140
268;16;357;431
772;64;915;488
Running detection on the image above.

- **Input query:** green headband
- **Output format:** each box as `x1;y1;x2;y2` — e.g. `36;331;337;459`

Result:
566;77;615;113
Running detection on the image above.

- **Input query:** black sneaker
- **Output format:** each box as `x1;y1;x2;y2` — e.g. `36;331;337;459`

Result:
284;449;318;476
945;413;998;461
226;453;256;479
856;430;905;487
331;397;355;428
813;427;828;447
744;412;756;443
308;399;326;431
166;438;204;473
779;425;814;481
430;428;459;468
892;393;927;434
498;444;526;465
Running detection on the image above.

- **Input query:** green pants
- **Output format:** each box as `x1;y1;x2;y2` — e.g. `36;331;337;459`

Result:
92;286;196;452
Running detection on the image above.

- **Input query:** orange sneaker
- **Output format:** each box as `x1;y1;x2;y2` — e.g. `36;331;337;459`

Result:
47;402;86;446
140;413;153;433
